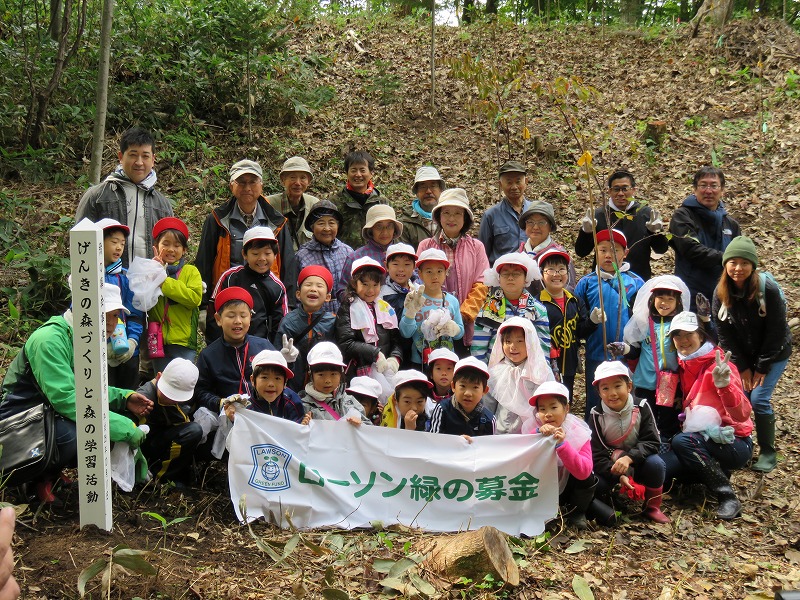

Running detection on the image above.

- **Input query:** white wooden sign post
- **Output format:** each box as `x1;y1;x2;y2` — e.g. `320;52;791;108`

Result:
70;218;113;531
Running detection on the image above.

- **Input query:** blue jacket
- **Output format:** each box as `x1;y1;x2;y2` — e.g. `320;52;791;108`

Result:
250;388;305;423
194;334;275;412
275;307;336;392
429;398;495;436
105;268;144;356
574;269;644;362
630;316;679;391
478;197;531;264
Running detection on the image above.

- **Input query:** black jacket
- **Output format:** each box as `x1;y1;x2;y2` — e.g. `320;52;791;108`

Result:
538;289;597;378
335;296;403;371
588;398;661;478
429;399;495;436
713;276;792;375
574;201;669;281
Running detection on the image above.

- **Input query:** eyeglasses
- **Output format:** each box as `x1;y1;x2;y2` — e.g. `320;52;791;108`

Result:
499;270;525;279
416;182;440;191
543;268;568;275
371;223;396;232
610;186;632;193
525;219;550;228
234;178;261;187
696;183;721;190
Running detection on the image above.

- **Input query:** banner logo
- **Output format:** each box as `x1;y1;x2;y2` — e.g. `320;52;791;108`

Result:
249;444;291;491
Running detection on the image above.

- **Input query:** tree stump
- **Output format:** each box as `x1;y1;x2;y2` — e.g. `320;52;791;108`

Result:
420;526;520;586
643;121;667;148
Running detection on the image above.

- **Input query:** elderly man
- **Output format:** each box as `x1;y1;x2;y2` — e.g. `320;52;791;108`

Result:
574;170;668;281
669;166;741;309
478;160;532;264
0;284;154;504
399;165;446;250
76;127;173;266
196;159;295;314
266;156;320;251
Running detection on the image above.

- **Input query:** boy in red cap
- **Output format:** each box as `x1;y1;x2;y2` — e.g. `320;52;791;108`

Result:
147;217;203;372
275;265;337;392
574;228;644;417
195;286;276;414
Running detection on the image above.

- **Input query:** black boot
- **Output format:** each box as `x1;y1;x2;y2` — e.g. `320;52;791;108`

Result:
703;459;742;520
587;498;618;527
566;478;597;530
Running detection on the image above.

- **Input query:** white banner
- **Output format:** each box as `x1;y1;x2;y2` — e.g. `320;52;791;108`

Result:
228;410;559;536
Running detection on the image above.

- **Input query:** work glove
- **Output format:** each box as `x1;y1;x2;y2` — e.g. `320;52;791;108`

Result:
403;285;426;318
703;425;735;444
696;293;711;322
280;334;299;363
580;208;596;234
607;341;630;357
128;426;147;450
590;307;606;324
712;350;732;389
436;320;462;338
375;352;388;373
645;208;664;233
384;357;400;377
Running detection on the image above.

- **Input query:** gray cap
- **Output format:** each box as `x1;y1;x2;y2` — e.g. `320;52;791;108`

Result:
230;159;263;182
412;166;446;193
280;156;312;178
519;201;557;231
304;199;343;230
498;160;527;176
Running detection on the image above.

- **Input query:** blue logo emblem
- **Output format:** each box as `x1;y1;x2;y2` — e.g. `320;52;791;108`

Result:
249;444;291;491
30;447;41;458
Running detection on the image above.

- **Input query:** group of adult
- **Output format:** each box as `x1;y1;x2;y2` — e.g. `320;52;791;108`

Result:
0;126;790;518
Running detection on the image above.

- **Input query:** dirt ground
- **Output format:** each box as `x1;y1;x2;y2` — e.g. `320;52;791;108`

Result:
2;14;800;600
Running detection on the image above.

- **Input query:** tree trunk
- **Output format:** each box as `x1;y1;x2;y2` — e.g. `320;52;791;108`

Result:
49;0;62;41
462;0;476;23
620;0;640;24
486;0;499;15
420;526;520;586
691;0;734;31
89;0;115;185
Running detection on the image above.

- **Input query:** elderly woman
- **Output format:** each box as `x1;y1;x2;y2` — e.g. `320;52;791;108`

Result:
518;200;576;291
712;236;791;473
266;156;320;251
399;165;446;250
196;159;296;318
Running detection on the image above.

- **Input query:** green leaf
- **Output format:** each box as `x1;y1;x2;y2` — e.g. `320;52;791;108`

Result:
113;553;157;576
321;588;350;600
388;557;418;578
142;512;167;527
7;300;18;320
166;516;191;527
408;572;436;596
572;574;595;600
565;539;590;554
78;558;108;597
302;536;328;556
372;559;395;574
379;577;408;592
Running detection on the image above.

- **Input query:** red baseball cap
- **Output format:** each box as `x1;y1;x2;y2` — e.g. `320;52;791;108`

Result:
152;217;190;242
214;286;254;313
595;228;627;249
298;265;334;292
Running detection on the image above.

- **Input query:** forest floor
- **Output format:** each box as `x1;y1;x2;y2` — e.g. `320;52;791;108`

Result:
2;14;800;600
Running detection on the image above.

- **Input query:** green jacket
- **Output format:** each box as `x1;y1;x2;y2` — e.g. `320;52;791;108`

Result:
0;315;141;444
148;263;202;351
331;187;386;250
398;203;433;250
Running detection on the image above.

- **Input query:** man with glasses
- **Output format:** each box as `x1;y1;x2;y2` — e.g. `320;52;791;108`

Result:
196;160;296;328
399;166;446;250
669;166;741;309
574;170;668;281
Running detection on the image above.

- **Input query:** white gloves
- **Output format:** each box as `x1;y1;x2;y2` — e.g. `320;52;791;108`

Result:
198;309;207;335
280;334;299;363
436;320;462;338
712;350;732;389
108;339;136;367
580;208;596;234
606;341;630;357
590;307;606;324
645;208;664;233
403;285;426;318
375;352;388;373
384;357;400;377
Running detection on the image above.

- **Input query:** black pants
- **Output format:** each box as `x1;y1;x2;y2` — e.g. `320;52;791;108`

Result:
141;422;203;483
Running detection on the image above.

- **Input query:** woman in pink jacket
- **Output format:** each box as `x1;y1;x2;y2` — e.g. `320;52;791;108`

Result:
417;188;489;356
661;311;753;520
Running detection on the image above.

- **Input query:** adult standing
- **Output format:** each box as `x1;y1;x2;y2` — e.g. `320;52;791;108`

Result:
332;150;387;250
266;156;320;251
399;166;446;250
479;161;532;264
712;236;791;473
669;167;741;309
574;170;667;281
196;159;295;319
76;127;173;266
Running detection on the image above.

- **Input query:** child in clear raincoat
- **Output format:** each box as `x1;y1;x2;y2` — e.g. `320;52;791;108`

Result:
484;316;553;434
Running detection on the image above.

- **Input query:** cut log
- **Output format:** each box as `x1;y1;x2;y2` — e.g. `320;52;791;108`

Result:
420;526;519;586
643;121;667;147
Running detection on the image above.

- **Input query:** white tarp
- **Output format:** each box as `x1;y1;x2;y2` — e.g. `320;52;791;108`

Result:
228;410;559;536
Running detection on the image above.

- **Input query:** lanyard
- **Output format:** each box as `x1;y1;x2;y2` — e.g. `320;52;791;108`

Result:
235;342;250;396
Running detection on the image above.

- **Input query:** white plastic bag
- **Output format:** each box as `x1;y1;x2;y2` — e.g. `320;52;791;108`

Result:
110;424;150;492
193;407;219;444
683;405;722;433
127;257;167;311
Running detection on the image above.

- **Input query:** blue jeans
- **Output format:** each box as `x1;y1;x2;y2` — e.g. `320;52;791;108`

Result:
53;416;78;471
747;357;788;415
597;453;666;497
152;344;197;373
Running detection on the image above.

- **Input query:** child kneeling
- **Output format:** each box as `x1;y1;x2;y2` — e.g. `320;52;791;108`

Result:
588;362;669;524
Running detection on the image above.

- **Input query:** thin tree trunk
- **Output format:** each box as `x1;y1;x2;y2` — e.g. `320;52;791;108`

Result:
89;0;114;184
430;2;435;113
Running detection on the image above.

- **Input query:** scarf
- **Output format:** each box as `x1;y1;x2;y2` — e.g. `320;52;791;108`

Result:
683;195;730;251
112;164;157;191
349;297;398;344
106;259;123;276
345;181;376;204
166;257;186;279
412;198;433;220
679;340;715;361
523;236;554;256
438;231;460;249
597;395;640;450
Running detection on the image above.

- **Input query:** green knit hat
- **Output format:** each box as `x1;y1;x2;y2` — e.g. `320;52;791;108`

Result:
722;236;759;267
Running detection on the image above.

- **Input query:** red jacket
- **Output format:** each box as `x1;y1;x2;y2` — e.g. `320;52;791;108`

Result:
677;346;753;438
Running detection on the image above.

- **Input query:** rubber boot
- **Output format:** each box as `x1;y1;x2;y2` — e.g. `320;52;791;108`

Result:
703;460;742;520
752;413;777;473
587;498;618;527
566;479;597;530
642;486;670;523
35;478;64;508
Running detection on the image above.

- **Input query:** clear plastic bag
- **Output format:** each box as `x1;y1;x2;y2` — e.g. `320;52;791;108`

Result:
127;257;167;311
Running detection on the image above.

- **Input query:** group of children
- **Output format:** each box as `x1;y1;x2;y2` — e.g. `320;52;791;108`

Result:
93;168;759;527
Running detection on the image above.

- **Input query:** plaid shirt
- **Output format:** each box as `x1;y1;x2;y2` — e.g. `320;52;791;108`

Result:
295;238;353;314
335;239;389;302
